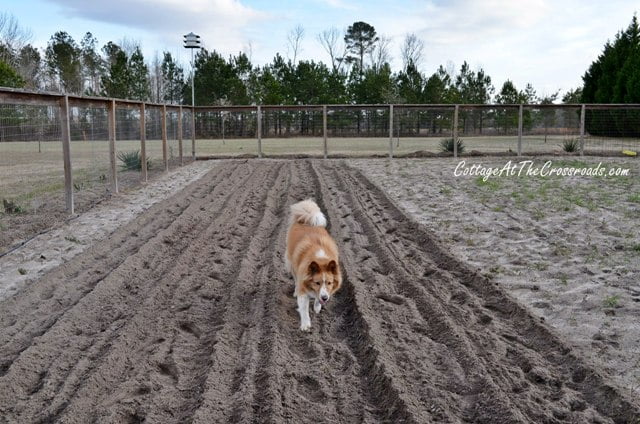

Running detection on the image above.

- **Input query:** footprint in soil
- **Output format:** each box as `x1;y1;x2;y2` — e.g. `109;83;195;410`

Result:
178;321;202;338
295;375;327;402
157;360;179;384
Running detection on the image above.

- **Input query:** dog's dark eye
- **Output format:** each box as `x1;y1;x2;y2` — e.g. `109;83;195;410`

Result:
315;281;321;285
327;281;333;285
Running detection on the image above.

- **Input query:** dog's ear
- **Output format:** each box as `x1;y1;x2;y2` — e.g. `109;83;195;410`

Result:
327;260;338;274
308;261;320;275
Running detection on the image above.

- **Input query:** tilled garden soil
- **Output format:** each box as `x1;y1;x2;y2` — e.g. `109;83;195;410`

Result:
0;160;638;423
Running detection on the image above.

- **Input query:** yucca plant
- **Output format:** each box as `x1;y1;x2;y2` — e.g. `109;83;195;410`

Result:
440;137;465;154
562;138;579;152
117;150;151;171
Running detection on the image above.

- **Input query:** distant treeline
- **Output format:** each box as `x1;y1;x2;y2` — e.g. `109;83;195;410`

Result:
1;15;639;138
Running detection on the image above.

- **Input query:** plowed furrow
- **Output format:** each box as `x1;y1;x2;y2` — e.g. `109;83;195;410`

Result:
0;159;637;424
0;162;235;376
188;162;289;423
323;162;527;421
55;162;280;423
252;160;397;424
324;161;638;423
0;162;267;422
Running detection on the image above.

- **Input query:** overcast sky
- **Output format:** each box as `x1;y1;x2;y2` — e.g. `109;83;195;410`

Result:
4;0;639;97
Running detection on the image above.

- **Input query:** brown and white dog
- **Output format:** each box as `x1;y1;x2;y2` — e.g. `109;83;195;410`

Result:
285;199;342;331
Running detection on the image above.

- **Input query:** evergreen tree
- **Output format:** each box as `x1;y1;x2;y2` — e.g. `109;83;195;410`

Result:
344;21;378;74
80;32;103;95
161;52;185;104
582;15;640;136
187;49;248;105
128;46;150;101
45;31;82;93
423;66;454;103
397;61;424;104
0;60;25;87
101;42;130;98
349;63;396;104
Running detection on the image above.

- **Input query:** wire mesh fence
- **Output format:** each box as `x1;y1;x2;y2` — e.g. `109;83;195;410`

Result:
1;87;639;223
0;102;63;215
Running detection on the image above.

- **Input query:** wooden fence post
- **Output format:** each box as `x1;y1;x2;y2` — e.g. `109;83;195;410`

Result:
59;95;74;214
517;104;523;156
579;104;586;156
257;105;262;158
453;105;459;158
108;99;118;193
162;104;168;171
140;103;147;183
323;105;328;159
389;104;394;158
178;106;183;166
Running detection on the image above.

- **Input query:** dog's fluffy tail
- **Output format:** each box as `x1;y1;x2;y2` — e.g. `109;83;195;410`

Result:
290;199;327;227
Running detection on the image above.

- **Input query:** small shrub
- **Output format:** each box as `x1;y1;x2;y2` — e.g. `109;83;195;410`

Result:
440;137;465;154
117;150;151;171
562;138;579;152
603;295;620;308
18;268;27;275
2;199;24;214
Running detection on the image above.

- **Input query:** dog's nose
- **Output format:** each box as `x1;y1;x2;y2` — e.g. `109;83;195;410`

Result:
321;294;329;302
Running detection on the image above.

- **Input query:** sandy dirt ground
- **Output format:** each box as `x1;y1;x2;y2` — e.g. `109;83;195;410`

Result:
0;160;215;300
351;157;640;400
0;159;638;423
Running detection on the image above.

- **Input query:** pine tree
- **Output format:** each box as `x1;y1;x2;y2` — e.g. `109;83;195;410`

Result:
128;46;150;101
582;15;640;136
45;31;82;93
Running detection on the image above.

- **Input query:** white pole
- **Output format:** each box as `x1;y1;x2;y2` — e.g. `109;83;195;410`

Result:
191;48;196;159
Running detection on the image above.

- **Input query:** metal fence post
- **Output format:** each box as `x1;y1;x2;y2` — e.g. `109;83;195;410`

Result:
389;104;394;158
140;103;147;183
323;105;328;159
59;95;74;214
453;105;459;158
257;105;262;158
108;99;118;193
517;104;523;156
161;104;168;171
178;105;183;166
191;106;196;160
579;104;586;156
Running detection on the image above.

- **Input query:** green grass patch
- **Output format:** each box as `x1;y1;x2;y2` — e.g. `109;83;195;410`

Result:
475;176;500;190
603;295;620;308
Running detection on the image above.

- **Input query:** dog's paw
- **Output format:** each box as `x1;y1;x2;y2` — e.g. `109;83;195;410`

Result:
314;302;322;314
300;322;311;332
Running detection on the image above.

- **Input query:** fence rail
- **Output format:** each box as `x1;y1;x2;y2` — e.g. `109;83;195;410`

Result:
1;87;639;214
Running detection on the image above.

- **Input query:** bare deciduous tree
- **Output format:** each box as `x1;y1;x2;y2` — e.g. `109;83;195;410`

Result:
316;26;346;73
401;33;424;70
368;35;392;69
287;24;304;63
0;12;33;65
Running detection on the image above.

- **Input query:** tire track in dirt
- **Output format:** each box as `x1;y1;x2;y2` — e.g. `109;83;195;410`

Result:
0;159;638;424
